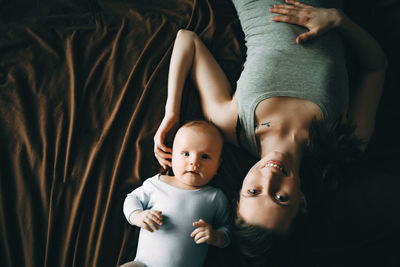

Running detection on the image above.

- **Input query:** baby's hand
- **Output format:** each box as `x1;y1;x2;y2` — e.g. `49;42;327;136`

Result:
130;210;163;232
190;219;216;245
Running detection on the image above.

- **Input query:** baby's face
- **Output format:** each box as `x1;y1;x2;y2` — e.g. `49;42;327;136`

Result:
171;125;222;189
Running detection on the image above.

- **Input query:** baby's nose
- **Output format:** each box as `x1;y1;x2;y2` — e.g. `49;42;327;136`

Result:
190;158;200;168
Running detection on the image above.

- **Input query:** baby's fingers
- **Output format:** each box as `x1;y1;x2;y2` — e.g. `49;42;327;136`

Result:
142;221;154;232
190;227;203;238
192;219;208;227
193;231;209;244
195;236;209;244
144;217;159;231
149;210;163;224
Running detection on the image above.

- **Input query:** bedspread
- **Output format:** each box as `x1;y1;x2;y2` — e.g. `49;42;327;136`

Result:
1;0;399;266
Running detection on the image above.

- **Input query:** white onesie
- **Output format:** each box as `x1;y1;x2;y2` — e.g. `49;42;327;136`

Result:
123;174;231;267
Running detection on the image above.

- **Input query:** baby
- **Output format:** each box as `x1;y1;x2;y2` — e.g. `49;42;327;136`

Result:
122;120;230;267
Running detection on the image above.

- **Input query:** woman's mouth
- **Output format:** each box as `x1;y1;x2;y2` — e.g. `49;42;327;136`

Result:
263;160;286;174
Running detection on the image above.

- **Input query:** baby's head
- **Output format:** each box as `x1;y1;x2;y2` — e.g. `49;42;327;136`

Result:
171;120;224;189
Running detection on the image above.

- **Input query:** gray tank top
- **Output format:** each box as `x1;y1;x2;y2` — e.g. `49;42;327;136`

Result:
232;0;349;157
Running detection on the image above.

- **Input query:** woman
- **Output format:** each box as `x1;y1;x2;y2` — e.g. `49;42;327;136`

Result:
154;0;386;262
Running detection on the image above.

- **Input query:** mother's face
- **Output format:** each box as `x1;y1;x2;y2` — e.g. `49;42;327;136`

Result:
237;156;305;233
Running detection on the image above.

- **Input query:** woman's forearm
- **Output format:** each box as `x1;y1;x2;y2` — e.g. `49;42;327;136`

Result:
334;10;386;147
334;9;387;71
165;30;196;116
163;29;237;143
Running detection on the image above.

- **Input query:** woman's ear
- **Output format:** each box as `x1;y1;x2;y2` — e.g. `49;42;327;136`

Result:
218;157;223;167
300;194;308;215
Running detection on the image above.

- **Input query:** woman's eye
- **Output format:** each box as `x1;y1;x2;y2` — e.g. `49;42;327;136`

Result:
275;193;289;202
201;154;210;159
247;189;259;195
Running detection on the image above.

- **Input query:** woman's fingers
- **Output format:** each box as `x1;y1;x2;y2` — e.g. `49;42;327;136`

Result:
154;153;172;169
275;4;294;9
285;0;311;8
153;134;172;154
296;30;318;44
154;144;172;168
155;157;169;170
270;2;331;44
271;6;293;14
154;138;172;154
154;128;173;168
271;14;305;29
269;3;312;26
154;146;172;159
269;7;301;25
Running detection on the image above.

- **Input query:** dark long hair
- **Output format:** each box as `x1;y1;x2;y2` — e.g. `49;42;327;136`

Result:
232;218;285;266
300;118;365;208
232;213;308;267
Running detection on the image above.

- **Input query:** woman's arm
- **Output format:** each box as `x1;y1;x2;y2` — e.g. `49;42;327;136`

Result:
269;0;387;149
154;30;237;168
335;11;386;150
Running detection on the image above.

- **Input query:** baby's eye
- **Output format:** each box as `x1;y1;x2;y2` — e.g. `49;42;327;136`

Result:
247;189;259;195
182;151;189;157
201;154;210;159
275;193;289;202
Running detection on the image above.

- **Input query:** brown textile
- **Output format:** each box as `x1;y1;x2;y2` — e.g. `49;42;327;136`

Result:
0;0;399;266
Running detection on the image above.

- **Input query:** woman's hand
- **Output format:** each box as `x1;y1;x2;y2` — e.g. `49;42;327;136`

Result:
269;0;342;44
153;112;179;169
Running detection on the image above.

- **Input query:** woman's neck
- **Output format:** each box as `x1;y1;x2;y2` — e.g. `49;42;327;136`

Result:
255;97;321;164
257;117;311;173
260;127;304;156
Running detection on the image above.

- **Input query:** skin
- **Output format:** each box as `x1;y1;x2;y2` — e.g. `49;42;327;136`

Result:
132;122;228;247
238;153;306;232
153;0;386;232
162;123;222;190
